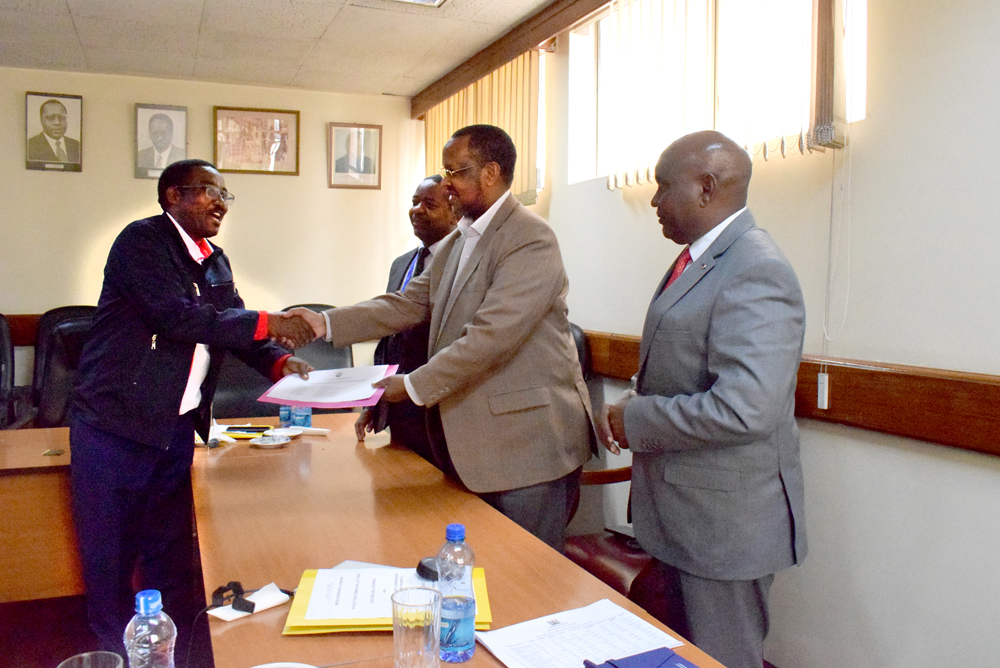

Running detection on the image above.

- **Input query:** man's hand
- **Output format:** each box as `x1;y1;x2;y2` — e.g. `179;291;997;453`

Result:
281;308;326;340
355;407;374;441
269;312;315;349
281;356;313;379
597;397;631;453
372;374;408;402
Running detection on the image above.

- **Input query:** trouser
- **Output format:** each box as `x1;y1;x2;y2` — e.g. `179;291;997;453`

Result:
426;406;581;551
70;415;199;662
652;560;775;668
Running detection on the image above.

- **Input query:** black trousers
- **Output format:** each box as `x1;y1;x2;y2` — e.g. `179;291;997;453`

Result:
70;415;200;661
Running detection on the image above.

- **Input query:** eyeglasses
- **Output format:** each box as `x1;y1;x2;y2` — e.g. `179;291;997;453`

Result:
440;164;482;180
174;185;235;203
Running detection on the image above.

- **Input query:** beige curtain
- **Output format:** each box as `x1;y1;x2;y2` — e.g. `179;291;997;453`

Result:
424;50;540;204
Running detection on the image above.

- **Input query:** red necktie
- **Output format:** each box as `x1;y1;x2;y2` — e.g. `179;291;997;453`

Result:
663;247;691;292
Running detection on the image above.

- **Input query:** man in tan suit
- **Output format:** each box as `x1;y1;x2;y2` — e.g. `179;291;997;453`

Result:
290;125;594;549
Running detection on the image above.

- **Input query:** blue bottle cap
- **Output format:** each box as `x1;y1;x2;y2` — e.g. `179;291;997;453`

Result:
445;523;465;541
135;589;163;615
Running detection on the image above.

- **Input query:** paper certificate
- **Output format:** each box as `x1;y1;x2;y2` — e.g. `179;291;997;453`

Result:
304;568;424;620
258;365;397;409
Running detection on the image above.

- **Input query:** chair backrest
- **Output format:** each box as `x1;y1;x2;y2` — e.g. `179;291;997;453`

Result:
569;322;591;380
33;306;97;405
36;316;93;428
211;352;281;419
282;304;353;370
0;314;14;428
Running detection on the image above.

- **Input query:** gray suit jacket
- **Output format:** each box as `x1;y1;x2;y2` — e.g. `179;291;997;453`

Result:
325;195;594;493
137;145;186;169
626;210;807;581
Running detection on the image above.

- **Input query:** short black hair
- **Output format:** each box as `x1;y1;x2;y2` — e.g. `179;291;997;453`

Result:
40;99;67;117
158;159;217;209
424;174;443;184
149;113;173;130
451;125;516;187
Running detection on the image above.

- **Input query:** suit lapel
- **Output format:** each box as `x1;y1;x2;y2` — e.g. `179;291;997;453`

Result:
390;248;419;291
638;211;757;375
435;195;518;345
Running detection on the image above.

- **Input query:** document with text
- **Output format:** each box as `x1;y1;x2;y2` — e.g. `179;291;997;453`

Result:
475;599;681;668
258;364;397;409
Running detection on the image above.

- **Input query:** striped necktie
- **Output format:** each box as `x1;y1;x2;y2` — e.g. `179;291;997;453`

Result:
662;247;691;292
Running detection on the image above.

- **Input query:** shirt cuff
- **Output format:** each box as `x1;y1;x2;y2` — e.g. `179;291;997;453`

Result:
254;311;269;341
323;310;333;342
403;374;425;406
271;353;293;381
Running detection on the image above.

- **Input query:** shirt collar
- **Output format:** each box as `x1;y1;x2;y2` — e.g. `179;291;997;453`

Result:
166;211;213;264
688;207;746;263
457;191;511;239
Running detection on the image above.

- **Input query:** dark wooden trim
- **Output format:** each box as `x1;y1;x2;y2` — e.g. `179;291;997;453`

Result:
410;0;609;119
583;330;1000;459
6;315;40;348
795;356;1000;458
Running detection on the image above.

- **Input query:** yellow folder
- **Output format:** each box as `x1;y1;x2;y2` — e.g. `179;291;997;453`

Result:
282;567;492;635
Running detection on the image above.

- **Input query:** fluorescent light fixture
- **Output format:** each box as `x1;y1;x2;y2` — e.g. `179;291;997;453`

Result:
386;0;447;6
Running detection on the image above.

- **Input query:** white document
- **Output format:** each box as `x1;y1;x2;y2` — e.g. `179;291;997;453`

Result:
207;582;290;622
266;366;389;404
475;599;681;668
304;567;425;620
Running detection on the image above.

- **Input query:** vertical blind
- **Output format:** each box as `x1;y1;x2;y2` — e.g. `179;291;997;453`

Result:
424;50;540;203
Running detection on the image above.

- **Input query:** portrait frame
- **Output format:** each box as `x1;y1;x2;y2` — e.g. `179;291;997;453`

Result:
135;103;188;180
26;92;83;172
214;106;299;175
328;123;381;189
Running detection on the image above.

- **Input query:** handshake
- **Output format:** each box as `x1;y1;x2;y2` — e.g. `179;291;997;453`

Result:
266;308;328;350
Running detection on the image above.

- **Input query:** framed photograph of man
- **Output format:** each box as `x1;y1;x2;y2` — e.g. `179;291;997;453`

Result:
214;106;299;175
135;104;187;179
328;123;381;189
26;92;82;172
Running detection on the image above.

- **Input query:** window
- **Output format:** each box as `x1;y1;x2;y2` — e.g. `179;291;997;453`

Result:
568;0;866;188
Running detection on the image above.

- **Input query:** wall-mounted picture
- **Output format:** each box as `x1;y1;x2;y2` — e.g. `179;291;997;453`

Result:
26;92;82;172
329;123;381;189
214;106;299;175
135;103;187;179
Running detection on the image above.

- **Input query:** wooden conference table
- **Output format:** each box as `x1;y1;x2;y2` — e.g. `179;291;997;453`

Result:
1;414;724;668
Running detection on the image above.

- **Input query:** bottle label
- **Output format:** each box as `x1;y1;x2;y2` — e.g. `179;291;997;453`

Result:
439;595;476;661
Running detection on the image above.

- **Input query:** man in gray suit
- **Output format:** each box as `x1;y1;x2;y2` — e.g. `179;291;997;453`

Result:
290;125;594;550
598;131;807;668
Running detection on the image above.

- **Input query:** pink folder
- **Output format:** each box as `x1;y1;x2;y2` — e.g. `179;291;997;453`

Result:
258;364;398;409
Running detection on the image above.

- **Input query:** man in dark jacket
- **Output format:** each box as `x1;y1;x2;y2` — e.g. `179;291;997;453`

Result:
70;159;313;660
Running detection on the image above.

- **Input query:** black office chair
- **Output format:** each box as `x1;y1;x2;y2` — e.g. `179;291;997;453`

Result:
211;352;281;419
0;314;15;428
32;306;97;407
35;316;93;428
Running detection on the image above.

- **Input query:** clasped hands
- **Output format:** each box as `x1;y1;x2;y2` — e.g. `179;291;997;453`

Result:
595;397;631;455
266;308;328;350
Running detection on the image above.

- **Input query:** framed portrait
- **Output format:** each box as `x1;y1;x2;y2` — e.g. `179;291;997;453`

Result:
328;123;381;189
26;92;82;172
214;106;299;175
135;103;187;179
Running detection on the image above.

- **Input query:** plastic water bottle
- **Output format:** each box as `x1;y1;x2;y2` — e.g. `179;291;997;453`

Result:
279;405;293;427
436;523;476;662
291;405;312;427
123;590;176;668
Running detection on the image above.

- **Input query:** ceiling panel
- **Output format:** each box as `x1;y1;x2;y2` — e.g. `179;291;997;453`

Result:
0;0;555;97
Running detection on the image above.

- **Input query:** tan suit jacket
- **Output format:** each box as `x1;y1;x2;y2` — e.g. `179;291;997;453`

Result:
325;195;594;493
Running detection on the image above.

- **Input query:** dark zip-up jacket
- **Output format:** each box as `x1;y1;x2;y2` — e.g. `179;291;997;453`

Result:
73;213;288;449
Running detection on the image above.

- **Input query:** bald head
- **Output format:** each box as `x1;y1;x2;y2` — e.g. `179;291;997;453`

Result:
651;131;752;244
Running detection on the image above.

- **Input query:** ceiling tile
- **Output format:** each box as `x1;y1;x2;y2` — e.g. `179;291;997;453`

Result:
194;57;300;86
198;28;314;62
319;4;463;52
0;0;68;13
346;0;492;22
84;48;197;77
0;40;86;70
202;0;344;40
0;10;78;44
291;67;394;95
74;17;200;53
470;0;544;27
67;0;205;28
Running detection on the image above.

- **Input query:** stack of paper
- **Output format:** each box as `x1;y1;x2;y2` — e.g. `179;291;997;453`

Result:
282;566;491;635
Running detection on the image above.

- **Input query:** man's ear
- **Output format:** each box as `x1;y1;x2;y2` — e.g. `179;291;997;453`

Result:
164;185;182;207
699;172;718;206
481;161;502;188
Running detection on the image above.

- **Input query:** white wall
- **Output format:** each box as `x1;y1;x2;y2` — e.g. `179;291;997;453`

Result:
1;66;426;375
540;0;1000;665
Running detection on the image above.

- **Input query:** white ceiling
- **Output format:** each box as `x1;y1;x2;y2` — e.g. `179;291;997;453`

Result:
0;0;552;98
